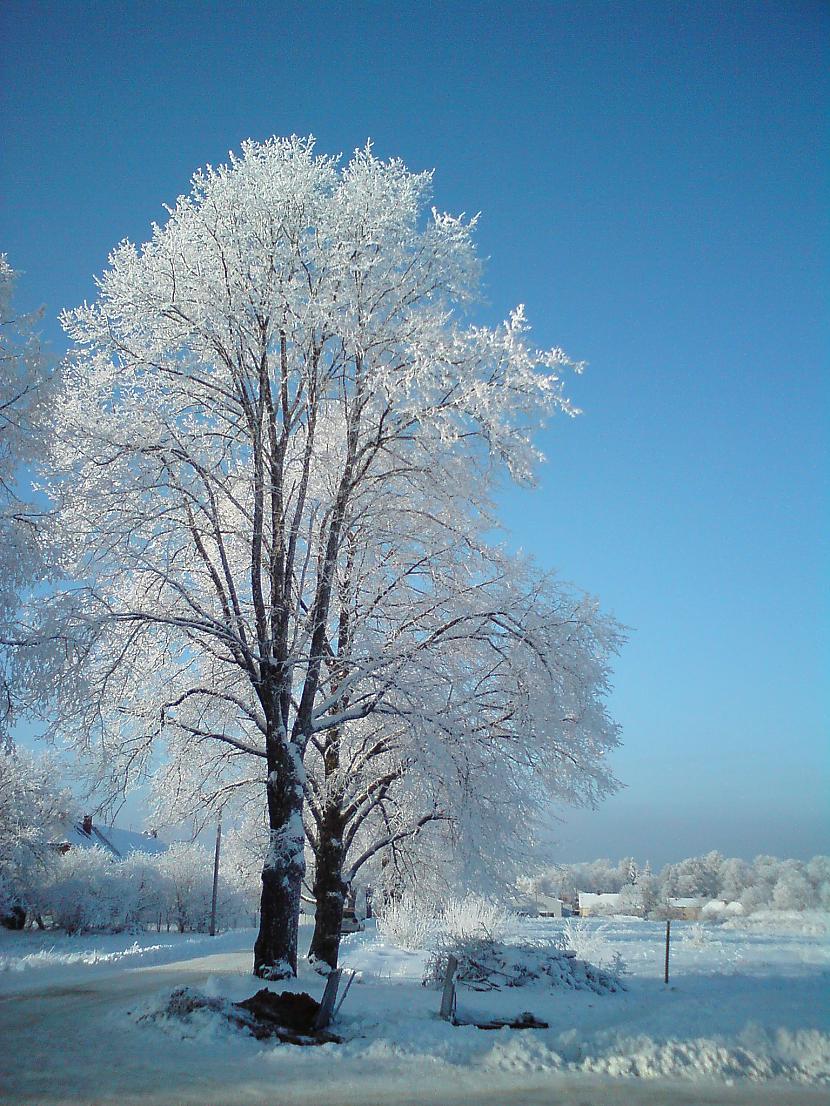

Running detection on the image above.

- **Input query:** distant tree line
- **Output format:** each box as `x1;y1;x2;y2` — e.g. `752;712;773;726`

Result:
527;852;830;915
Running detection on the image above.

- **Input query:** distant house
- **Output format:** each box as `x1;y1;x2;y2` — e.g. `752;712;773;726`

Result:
665;897;706;920
577;891;623;917
515;892;569;918
52;814;167;860
665;897;704;920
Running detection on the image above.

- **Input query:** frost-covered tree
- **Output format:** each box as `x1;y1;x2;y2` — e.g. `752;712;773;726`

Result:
0;257;53;743
0;748;72;926
33;137;588;978
301;557;621;969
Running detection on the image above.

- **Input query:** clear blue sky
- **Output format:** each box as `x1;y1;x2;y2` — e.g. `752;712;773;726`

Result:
1;0;826;866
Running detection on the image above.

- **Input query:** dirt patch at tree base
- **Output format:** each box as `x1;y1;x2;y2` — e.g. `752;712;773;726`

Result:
143;986;343;1045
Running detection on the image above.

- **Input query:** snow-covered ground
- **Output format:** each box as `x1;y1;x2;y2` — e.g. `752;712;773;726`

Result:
0;915;827;1105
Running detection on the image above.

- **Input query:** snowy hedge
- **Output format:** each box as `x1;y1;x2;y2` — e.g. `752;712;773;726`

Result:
5;840;255;934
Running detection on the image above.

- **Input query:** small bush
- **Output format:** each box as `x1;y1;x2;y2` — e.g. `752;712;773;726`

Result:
442;894;512;942
559;917;627;977
376;893;436;950
681;921;710;948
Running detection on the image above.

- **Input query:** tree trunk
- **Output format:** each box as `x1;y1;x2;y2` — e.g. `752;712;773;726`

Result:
253;742;305;978
308;806;346;972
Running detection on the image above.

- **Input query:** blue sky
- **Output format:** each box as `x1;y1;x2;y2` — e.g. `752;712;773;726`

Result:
1;1;826;865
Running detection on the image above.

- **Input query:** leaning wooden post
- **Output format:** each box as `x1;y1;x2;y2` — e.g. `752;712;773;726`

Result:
209;811;222;937
440;954;458;1021
313;969;342;1030
664;918;671;984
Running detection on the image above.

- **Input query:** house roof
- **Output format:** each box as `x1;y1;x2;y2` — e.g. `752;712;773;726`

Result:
56;820;167;859
578;891;622;905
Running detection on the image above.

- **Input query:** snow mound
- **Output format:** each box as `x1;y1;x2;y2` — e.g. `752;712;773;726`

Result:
576;1026;830;1084
136;986;245;1042
423;938;624;993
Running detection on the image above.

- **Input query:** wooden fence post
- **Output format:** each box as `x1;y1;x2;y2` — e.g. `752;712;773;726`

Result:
440;954;458;1021
664;918;671;984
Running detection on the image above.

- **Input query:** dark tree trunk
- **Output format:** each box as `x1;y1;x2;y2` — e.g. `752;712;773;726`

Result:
308;805;347;972
253;739;305;978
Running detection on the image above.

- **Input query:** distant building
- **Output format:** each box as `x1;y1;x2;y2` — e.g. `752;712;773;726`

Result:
665;897;706;920
52;814;167;860
577;891;622;917
515;892;568;917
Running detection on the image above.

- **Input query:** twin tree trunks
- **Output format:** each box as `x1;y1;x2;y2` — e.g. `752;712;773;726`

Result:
253;796;349;976
252;718;350;976
253;703;350;976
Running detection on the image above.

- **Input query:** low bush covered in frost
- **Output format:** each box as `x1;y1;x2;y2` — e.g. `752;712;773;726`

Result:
376;892;517;950
376;893;437;950
559;917;627;976
6;839;254;935
441;894;512;942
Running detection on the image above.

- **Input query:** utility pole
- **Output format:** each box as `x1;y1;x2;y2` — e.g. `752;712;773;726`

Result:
209;811;223;937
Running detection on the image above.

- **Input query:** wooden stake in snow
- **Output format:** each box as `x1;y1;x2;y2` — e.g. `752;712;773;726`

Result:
664;919;671;984
313;969;342;1031
333;969;357;1020
439;955;458;1020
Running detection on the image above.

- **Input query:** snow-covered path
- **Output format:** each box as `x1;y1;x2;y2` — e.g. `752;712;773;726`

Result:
0;919;827;1105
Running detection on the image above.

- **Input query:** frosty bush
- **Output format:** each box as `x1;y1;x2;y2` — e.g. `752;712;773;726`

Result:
0;749;71;924
29;838;247;934
560;918;627;976
156;842;215;933
681;921;710;948
441;894;513;942
376;894;437;950
43;847;131;934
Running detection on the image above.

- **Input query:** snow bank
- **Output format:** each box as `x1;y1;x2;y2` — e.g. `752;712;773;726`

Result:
577;1027;830;1084
0;938;172;973
0;926;255;990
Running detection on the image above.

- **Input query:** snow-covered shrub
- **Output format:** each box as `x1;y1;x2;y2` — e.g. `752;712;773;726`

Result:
442;894;512;942
559;918;627;977
156;842;214;933
681;921;710;947
376;893;437;949
42;846;130;933
119;852;169;930
424;937;624;993
32;837;235;934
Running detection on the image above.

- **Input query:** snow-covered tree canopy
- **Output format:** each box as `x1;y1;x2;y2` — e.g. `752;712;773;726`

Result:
0;257;53;743
28;136;619;976
0;747;72;920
